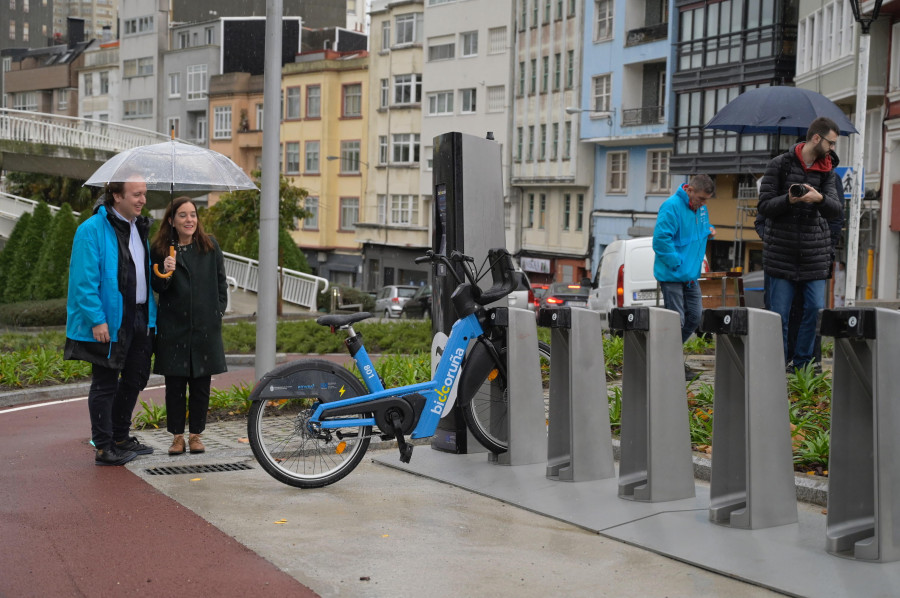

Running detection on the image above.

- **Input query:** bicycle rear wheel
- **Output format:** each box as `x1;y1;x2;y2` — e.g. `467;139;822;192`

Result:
248;359;372;489
461;341;551;454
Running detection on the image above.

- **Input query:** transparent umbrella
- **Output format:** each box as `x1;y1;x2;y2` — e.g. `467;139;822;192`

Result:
84;139;258;204
84;140;257;279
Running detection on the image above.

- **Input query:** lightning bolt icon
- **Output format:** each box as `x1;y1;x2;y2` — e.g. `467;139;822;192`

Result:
339;385;345;397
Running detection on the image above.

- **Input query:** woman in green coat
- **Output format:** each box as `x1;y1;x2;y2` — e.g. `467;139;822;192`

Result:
151;196;227;455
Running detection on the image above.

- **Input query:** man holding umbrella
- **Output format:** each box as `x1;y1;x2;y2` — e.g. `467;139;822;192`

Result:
65;174;157;466
757;117;843;372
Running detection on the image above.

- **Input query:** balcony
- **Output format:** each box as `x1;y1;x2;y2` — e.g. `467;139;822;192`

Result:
622;105;664;126
625;22;667;47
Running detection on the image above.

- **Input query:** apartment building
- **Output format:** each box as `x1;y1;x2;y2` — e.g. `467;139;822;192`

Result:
670;0;799;272
579;0;673;269
117;0;167;132
511;0;592;285
281;50;369;285
77;36;119;123
420;0;515;249
359;0;428;290
65;0;117;40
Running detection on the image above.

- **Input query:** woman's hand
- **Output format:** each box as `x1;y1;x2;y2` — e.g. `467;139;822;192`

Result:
164;255;176;273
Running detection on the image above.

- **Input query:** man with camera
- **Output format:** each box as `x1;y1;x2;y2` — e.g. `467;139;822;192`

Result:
757;117;843;372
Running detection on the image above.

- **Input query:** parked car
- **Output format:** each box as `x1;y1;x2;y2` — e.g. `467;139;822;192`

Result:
400;284;432;319
587;236;709;327
374;284;419;319
540;282;590;309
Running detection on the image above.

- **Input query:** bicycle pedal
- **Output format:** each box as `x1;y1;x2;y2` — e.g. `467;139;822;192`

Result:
399;444;413;464
379;434;393;441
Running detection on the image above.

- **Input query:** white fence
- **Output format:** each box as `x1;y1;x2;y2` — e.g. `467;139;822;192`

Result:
223;251;329;312
0;108;175;153
0;192;79;241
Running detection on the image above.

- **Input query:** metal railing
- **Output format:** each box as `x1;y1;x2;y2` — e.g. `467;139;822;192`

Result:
0;108;176;154
223;251;329;312
621;105;665;126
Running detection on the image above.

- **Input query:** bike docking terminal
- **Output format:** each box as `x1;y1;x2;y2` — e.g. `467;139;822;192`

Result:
608;306;694;502
539;305;614;482
820;307;900;562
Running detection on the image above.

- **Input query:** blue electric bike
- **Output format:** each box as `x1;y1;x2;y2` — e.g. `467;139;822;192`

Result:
247;248;549;488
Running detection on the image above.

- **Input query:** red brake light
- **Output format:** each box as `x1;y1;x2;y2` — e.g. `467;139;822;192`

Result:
527;288;535;305
391;297;399;303
616;264;625;308
546;296;563;305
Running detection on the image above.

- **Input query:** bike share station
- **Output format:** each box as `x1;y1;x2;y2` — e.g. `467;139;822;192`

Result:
372;134;900;596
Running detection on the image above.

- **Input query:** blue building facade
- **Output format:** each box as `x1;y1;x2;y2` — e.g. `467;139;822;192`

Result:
577;0;684;271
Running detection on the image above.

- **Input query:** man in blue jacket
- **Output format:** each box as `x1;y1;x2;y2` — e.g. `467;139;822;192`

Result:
65;174;158;466
652;174;715;380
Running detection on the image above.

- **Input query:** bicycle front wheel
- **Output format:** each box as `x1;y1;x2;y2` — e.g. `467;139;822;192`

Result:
461;341;551;454
248;359;372;489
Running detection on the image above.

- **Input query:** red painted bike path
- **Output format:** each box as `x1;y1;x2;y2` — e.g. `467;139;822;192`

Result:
0;365;322;598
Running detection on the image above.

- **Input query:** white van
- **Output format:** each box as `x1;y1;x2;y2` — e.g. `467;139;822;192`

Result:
588;237;708;327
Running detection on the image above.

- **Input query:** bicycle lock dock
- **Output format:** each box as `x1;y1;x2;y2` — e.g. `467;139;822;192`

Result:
375;304;900;596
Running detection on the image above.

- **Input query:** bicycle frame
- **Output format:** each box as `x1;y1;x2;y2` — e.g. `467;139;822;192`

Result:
308;311;486;439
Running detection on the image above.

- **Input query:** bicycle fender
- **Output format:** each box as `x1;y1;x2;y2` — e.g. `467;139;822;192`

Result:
456;340;498;408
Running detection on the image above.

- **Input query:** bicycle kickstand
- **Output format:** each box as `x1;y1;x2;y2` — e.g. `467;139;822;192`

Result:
388;410;414;463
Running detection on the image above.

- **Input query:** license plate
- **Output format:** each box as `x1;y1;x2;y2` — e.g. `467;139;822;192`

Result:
567;301;587;307
633;290;658;301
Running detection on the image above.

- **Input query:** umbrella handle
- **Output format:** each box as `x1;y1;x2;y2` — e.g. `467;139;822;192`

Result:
153;246;175;279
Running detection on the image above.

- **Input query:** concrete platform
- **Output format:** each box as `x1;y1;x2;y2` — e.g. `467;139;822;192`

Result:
375;449;900;598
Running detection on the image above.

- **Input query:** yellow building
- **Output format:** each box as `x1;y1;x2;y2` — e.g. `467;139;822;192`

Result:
281;50;369;286
208;71;265;188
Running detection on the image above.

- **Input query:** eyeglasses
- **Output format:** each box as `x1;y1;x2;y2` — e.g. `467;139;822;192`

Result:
822;136;838;148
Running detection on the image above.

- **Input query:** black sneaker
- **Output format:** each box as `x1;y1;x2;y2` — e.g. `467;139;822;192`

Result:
95;446;137;466
115;436;154;455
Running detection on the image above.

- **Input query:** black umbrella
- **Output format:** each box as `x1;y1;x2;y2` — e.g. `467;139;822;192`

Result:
705;86;858;137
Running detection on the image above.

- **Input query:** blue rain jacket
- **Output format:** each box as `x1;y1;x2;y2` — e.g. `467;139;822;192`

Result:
652;184;711;283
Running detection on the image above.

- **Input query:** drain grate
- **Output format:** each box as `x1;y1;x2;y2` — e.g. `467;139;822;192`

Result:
145;462;253;476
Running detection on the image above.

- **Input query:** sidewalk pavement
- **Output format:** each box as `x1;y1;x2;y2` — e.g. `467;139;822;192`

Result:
0;356;786;598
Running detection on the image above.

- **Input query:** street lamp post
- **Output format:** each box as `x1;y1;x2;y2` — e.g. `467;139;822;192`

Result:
846;0;884;306
565;106;616;125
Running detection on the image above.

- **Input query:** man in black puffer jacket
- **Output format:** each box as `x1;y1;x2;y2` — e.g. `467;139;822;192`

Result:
757;117;843;371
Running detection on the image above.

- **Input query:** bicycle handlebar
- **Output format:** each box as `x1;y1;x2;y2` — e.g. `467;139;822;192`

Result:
415;248;517;306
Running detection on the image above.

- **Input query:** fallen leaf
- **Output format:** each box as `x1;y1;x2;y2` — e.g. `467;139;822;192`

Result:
238;437;249;443
360;577;370;581
190;478;202;482
382;534;389;538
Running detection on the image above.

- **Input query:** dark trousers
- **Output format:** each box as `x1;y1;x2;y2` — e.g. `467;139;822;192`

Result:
88;307;152;450
165;375;211;435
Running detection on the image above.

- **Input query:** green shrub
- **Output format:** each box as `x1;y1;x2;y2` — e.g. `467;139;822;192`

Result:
0;299;68;327
31;203;77;301
5;201;53;303
0;211;32;303
222;319;434;354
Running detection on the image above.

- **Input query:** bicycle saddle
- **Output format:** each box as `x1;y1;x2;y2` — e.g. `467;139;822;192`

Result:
316;312;373;328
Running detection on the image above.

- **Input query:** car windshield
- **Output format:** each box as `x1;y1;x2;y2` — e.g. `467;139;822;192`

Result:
548;282;589;297
398;287;418;298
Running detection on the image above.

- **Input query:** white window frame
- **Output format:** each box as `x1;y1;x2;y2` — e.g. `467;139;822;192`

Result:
285;86;301;119
488;26;506;54
186;64;207;101
395;12;423;46
306;85;321;118
340;140;361;173
379;135;388;165
392;133;420;164
428;40;455;61
213;106;232;139
607;151;628;193
83;73;94;96
166;116;180;138
647;149;670;194
390;194;418;226
381;20;391;51
99;71;109;95
393;74;422;105
460;31;478;57
196;116;207;142
343;83;362;117
486;85;504;113
285;141;300;174
304;196;319;230
339;197;359;231
305;140;320;173
592;73;611;113
594;0;613;42
427;90;454;115
460;88;476;113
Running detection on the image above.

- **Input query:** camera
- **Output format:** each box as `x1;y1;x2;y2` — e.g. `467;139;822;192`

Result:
789;184;806;198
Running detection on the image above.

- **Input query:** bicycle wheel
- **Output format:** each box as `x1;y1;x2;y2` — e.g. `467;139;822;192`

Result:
461;341;551;454
248;359;372;489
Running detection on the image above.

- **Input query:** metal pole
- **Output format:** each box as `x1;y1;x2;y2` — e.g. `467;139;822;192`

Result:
256;0;282;379
845;31;869;307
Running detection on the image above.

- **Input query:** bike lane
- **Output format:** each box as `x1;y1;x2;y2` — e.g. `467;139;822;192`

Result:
0;373;318;597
